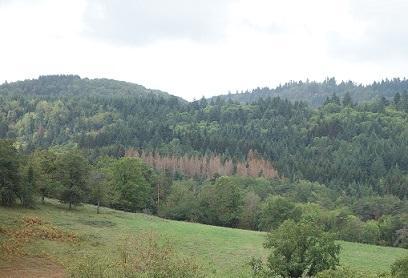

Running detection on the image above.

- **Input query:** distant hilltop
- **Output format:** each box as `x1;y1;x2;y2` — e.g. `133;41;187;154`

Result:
208;77;408;107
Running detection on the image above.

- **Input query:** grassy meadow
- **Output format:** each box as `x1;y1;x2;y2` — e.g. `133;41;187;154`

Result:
0;200;407;277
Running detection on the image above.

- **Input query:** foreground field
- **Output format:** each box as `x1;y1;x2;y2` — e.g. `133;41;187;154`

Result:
0;200;407;277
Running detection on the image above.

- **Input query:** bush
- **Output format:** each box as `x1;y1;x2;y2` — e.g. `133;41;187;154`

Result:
259;196;302;231
69;232;204;278
316;267;385;278
260;220;340;278
391;255;408;278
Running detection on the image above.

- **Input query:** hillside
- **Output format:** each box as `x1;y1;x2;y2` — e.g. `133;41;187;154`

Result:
210;78;408;106
0;75;179;99
1;75;408;195
1;201;407;277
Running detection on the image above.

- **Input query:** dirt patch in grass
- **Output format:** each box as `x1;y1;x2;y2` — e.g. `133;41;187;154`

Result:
0;257;65;278
79;219;116;227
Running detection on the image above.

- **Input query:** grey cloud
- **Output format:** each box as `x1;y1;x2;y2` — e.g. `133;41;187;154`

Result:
83;0;234;45
327;0;408;63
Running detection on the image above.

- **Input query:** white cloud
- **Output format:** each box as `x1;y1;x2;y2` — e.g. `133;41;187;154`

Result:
327;0;408;63
0;0;407;101
83;0;234;45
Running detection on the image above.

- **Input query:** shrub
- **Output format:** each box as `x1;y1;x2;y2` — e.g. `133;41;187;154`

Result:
316;267;383;278
391;255;408;278
69;232;204;278
262;220;340;278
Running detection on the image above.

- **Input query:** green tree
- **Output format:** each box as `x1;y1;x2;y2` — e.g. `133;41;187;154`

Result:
198;177;243;227
20;164;35;208
342;92;354;107
112;157;155;212
55;150;89;209
31;150;58;203
0;140;20;206
259;196;302;231
160;181;198;221
239;191;261;230
394;92;401;107
264;220;340;278
89;169;111;214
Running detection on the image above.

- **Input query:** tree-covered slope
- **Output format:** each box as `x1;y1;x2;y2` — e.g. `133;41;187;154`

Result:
1;75;408;200
210;77;408;106
0;75;179;99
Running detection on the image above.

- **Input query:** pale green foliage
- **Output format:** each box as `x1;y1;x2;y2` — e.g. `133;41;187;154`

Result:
263;220;340;278
69;232;205;278
316;267;387;278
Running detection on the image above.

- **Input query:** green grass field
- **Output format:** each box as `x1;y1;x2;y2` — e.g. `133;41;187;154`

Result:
0;200;407;277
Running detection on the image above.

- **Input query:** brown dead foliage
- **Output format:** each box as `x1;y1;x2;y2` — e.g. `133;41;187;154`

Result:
126;148;278;179
0;216;78;257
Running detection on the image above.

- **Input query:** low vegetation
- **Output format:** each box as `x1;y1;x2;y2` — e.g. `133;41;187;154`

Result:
0;201;407;277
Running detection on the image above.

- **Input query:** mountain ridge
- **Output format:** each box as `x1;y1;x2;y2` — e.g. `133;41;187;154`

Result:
0;74;184;101
208;77;408;106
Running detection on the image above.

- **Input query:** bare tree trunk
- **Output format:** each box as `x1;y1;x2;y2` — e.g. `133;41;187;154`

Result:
157;183;160;214
69;202;72;210
97;200;100;214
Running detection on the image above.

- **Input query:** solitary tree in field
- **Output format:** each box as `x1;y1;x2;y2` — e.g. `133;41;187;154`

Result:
263;220;340;278
55;150;89;209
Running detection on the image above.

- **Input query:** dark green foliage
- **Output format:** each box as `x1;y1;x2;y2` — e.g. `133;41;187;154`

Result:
391;255;408;278
159;181;198;221
239;191;261;230
263;220;340;278
2;75;408;250
211;77;408;106
30;150;58;203
88;169;111;214
20;165;35;208
55;150;89;209
198;177;243;227
111;157;156;212
259;196;302;231
342;92;354;107
2;76;408;203
0;140;21;206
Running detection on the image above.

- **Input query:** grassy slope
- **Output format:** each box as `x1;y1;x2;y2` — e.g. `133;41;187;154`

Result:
0;200;407;277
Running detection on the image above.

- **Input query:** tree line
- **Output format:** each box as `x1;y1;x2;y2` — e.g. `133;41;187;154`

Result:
2;76;408;204
1;139;407;250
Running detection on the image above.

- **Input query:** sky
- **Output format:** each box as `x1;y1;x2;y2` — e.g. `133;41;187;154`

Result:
0;0;408;100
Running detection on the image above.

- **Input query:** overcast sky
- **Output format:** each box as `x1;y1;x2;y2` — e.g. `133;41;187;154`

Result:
1;0;407;100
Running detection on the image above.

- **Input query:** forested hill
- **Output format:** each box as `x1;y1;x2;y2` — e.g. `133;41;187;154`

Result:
2;75;408;199
0;75;179;99
210;77;408;106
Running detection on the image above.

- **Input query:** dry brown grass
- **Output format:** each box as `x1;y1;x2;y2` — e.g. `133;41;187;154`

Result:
0;216;77;257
